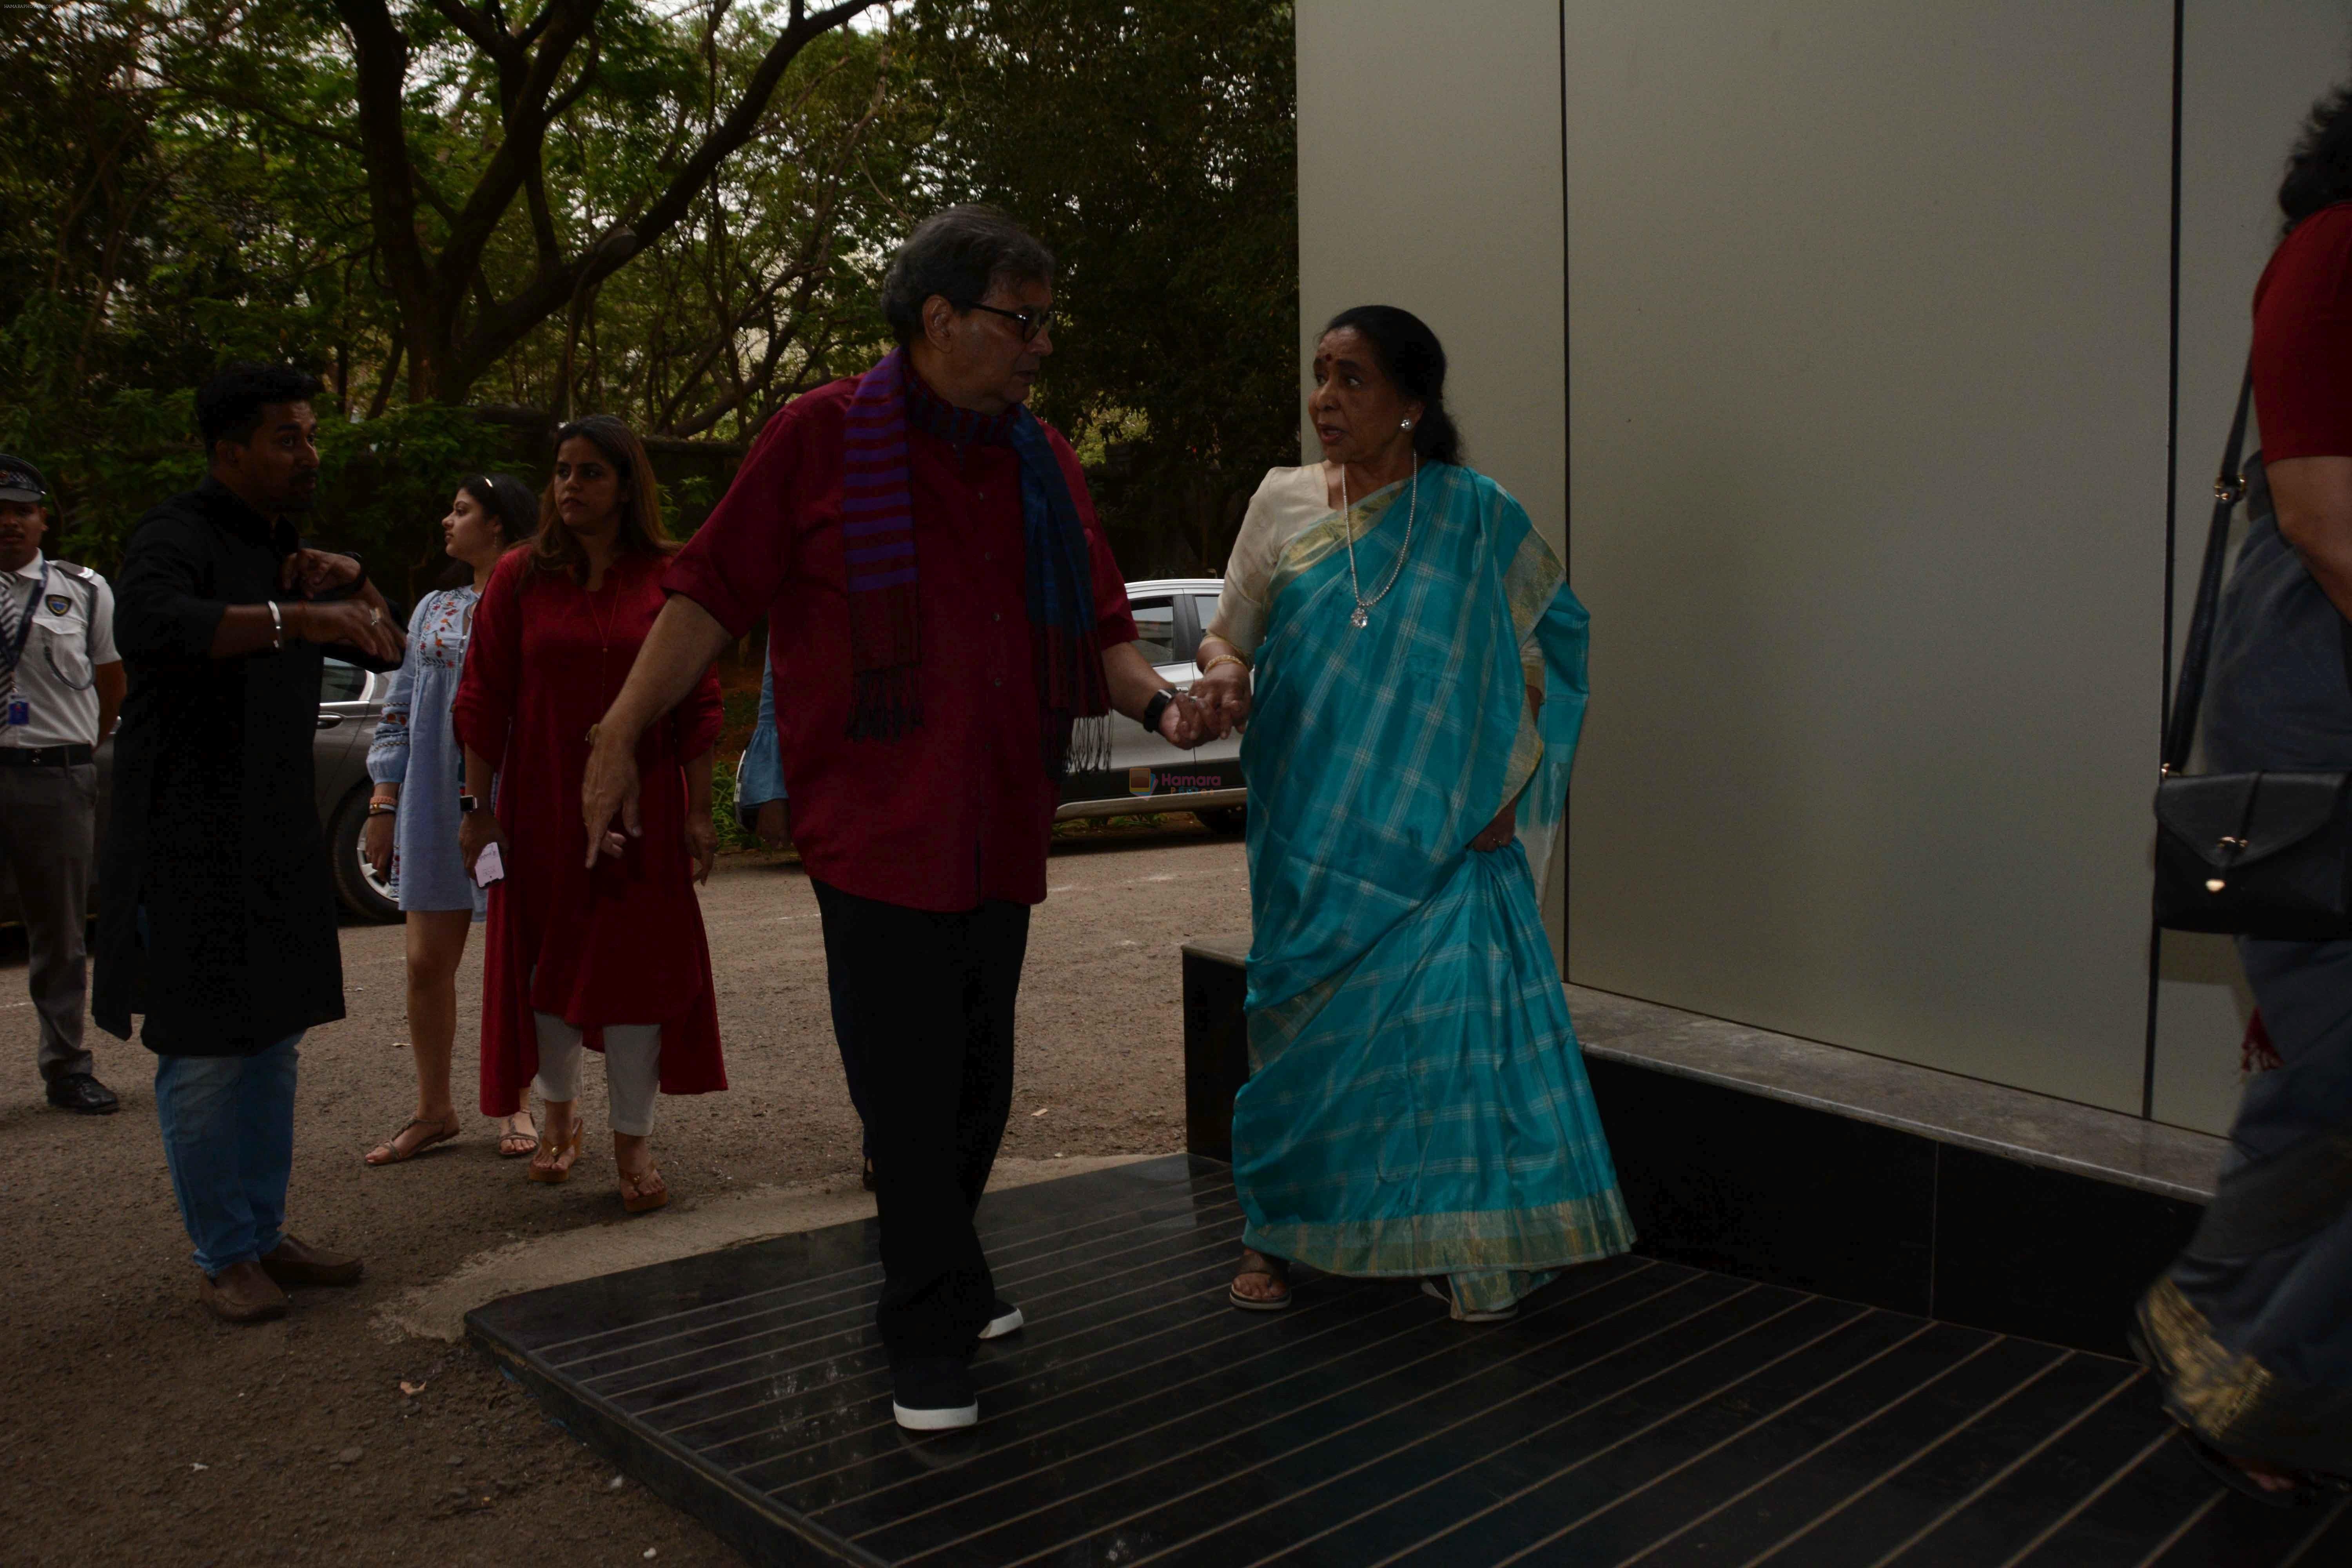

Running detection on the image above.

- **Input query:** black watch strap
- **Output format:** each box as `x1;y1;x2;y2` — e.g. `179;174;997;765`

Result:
1140;687;1179;736
457;793;483;814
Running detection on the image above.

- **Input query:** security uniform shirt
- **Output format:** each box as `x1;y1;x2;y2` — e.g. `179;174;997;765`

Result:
1;551;117;750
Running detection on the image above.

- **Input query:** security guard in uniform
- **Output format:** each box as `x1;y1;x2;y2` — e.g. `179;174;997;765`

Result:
0;456;124;1113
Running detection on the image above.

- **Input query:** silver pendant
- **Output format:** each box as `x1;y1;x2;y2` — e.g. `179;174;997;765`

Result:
1350;605;1369;629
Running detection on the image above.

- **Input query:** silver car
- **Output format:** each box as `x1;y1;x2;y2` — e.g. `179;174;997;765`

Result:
0;657;402;928
1056;577;1247;832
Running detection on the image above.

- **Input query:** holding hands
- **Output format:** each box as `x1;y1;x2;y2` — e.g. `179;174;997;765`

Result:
1157;689;1216;750
1189;647;1252;740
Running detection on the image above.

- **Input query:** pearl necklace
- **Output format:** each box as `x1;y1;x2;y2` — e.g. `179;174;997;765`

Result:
1342;454;1417;629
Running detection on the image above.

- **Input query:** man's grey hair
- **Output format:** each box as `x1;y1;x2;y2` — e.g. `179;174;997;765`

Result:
880;205;1056;347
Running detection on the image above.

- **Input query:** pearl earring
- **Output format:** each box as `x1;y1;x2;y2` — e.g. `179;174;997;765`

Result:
1400;419;1413;429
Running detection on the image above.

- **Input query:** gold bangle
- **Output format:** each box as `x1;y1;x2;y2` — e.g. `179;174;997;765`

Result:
1201;653;1248;676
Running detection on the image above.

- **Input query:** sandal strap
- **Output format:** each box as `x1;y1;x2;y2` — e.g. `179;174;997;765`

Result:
373;1116;456;1158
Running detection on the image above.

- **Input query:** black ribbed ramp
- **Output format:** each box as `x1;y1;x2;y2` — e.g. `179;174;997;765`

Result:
467;1154;2349;1566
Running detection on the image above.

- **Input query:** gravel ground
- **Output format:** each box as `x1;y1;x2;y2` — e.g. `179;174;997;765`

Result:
0;823;1247;1567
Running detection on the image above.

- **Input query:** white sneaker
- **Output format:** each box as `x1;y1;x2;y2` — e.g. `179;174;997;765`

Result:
980;1297;1024;1339
891;1358;979;1431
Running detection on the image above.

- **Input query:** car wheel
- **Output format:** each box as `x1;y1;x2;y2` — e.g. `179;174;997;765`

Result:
1200;806;1248;835
328;788;402;923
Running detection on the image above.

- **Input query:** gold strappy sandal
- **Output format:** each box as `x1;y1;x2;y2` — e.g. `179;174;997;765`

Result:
527;1120;583;1183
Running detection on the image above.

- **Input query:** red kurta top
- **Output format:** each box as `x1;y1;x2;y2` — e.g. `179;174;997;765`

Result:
663;374;1138;911
2254;201;2352;460
452;547;728;1116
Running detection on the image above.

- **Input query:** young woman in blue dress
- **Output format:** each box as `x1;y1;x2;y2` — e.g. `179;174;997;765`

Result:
363;473;538;1165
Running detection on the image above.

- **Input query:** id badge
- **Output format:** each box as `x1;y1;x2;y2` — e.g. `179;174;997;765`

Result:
2;697;26;728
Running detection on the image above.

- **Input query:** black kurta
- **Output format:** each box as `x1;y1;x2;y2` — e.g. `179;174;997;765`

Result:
92;478;395;1056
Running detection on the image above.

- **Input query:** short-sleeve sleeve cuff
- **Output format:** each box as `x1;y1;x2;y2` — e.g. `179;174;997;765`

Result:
661;551;760;639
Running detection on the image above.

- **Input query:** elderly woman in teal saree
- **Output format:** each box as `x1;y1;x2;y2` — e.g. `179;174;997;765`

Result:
1192;306;1634;1321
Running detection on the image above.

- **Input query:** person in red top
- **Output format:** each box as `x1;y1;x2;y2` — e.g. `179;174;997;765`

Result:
453;416;726;1216
2133;87;2352;1503
582;206;1207;1431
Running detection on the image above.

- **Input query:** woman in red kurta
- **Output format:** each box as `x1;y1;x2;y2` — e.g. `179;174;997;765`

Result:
452;416;725;1213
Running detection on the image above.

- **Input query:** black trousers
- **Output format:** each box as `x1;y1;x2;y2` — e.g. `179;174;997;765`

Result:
813;879;1030;1362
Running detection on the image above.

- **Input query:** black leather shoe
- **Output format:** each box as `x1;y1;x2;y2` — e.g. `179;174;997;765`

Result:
46;1073;119;1115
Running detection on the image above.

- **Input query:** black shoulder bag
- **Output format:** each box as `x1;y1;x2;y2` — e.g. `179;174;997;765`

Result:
2153;370;2352;938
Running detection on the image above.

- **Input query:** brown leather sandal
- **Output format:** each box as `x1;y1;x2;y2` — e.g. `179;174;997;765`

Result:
528;1120;583;1183
618;1162;669;1214
364;1114;461;1167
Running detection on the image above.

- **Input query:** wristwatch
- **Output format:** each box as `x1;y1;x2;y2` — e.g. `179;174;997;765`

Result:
457;793;485;814
1140;686;1180;737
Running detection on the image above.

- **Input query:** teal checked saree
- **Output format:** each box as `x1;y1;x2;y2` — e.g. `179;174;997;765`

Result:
1223;462;1635;1317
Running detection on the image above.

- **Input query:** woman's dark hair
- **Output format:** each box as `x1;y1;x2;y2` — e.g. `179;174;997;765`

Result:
879;205;1056;347
438;471;537;587
529;415;674;584
1321;305;1463;466
2280;79;2352;232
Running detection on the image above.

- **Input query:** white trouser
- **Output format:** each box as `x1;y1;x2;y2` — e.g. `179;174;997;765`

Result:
531;1014;662;1136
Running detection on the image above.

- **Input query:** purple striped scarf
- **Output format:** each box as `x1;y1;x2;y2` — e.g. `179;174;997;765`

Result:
838;348;1111;770
841;350;926;738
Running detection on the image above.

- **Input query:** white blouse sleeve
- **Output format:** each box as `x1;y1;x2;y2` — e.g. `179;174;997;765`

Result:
1206;467;1313;660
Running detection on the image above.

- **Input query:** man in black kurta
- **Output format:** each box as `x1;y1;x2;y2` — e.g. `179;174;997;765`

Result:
93;363;405;1325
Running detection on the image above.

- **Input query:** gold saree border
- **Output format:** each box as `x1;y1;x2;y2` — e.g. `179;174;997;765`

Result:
1263;478;1406;610
1247;1189;1638;1284
1498;514;1565;816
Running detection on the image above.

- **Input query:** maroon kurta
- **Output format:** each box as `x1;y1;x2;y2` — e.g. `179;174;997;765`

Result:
453;547;727;1117
662;374;1138;911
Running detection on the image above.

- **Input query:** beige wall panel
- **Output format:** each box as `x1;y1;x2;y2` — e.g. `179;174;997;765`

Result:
2153;0;2352;1133
1295;0;1569;935
1563;3;2173;1109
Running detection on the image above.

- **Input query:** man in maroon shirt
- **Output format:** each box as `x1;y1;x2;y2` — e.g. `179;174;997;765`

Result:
584;207;1205;1432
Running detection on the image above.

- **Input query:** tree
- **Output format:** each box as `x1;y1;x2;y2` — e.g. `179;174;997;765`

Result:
181;0;886;405
915;0;1299;574
0;0;1301;584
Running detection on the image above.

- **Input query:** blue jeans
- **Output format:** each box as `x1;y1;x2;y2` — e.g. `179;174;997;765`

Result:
154;1035;301;1276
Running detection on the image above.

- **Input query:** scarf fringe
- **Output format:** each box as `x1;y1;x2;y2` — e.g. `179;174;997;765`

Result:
847;668;921;741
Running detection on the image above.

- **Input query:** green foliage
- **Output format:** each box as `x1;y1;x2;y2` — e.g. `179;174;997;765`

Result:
915;0;1300;572
310;405;517;599
1;0;1300;581
710;753;760;853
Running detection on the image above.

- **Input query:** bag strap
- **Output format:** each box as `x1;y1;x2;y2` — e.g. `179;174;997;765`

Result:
2161;365;2257;773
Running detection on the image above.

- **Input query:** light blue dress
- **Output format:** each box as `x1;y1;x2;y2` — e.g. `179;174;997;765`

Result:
736;646;786;829
367;586;486;918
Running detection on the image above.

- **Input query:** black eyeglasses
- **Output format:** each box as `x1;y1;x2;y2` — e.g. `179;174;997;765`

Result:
967;303;1056;343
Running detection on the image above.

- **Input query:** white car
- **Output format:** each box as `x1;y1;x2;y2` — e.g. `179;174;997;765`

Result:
1058;577;1246;832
